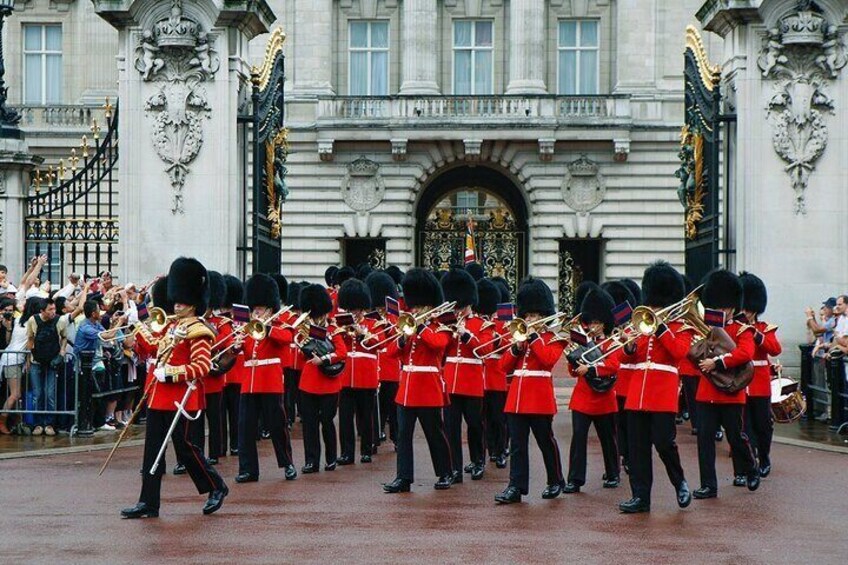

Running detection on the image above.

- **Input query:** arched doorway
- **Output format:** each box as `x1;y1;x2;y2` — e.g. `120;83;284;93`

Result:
416;166;528;295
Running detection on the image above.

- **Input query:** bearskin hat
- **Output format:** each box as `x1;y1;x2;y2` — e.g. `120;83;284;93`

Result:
620;278;642;306
403;268;444;309
244;273;281;311
355;263;374;281
465;262;485;282
441;267;479;308
739;271;767;315
287;281;303;309
270;274;288;307
490;276;511;302
167;257;210;314
575;281;601;312
299;283;333;317
601;281;636;310
641;261;685;308
223;275;243;308
338;278;372;311
324;266;339;287
516;277;555;318
475;278;500;316
701;268;742;311
151;275;173;315
334;266;356;287
208;271;226;310
366;272;398;309
384;265;404;286
581;288;616;335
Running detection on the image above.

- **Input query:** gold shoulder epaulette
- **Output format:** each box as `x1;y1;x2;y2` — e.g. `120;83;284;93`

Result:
737;323;754;336
181;317;217;340
481;320;496;331
764;324;778;333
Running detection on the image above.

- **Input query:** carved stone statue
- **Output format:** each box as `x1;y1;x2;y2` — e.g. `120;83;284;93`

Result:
135;30;164;81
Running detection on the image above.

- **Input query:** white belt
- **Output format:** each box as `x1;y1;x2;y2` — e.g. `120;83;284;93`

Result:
446;356;483;366
289;343;298;349
513;370;552;378
752;360;769;367
348;351;377;360
487;354;502;360
244;358;281;368
402;365;439;373
632;362;678;374
619;363;637;370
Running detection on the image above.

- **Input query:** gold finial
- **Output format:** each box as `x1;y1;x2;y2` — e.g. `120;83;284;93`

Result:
69;149;79;171
91;119;101;141
34;170;41;193
58;159;66;180
81;135;90;158
47;166;55;187
103;97;113;120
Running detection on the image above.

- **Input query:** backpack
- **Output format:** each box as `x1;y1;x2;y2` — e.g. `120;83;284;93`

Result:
32;316;61;366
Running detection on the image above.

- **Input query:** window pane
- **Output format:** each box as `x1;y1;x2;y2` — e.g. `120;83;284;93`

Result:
558;51;577;95
454;50;472;94
475;21;493;47
474;51;493;94
455;21;472;47
350;52;368;95
580;21;598;47
46;54;63;103
371;22;389;48
24;55;42;104
579;51;598;94
559;21;577;47
24;26;42;51
45;26;62;51
371;51;388;96
350;22;368;48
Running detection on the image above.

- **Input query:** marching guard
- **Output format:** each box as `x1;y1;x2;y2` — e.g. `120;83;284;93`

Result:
479;278;509;469
366;271;401;449
220;275;244;456
121;258;228;518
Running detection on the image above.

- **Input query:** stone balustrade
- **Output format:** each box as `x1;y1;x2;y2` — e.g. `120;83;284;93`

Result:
14;105;97;129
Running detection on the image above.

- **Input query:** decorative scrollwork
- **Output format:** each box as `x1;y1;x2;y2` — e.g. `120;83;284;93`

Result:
557;250;583;316
265;128;288;239
676;125;706;240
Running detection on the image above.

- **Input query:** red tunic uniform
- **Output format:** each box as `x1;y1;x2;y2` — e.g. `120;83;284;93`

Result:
570;343;620;415
277;310;297;370
677;324;701;377
241;320;292;394
747;321;781;398
298;324;348;395
373;319;401;383
443;315;493;398
483;319;508;392
386;320;451;407
499;331;566;416
205;315;232;395
695;320;755;405
146;318;214;412
623;320;691;413
340;318;379;389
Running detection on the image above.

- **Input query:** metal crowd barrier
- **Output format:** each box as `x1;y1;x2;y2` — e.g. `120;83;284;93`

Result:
826;355;848;433
799;344;830;420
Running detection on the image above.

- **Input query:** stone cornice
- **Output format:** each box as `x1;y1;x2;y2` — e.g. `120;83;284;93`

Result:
697;0;761;37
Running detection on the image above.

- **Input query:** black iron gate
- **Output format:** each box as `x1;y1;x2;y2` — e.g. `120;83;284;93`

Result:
677;26;722;285
24;101;118;281
248;29;288;275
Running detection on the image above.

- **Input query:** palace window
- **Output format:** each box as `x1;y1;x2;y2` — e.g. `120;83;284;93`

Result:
557;20;599;95
23;24;63;105
453;20;493;95
349;21;389;96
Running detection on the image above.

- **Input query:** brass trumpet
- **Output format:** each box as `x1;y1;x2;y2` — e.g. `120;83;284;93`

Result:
98;307;174;342
210;306;299;362
363;301;457;351
477;312;576;360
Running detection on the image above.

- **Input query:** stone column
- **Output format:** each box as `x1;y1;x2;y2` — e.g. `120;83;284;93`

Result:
0;138;40;274
291;0;334;95
613;0;656;92
94;0;274;283
399;0;440;95
506;0;547;94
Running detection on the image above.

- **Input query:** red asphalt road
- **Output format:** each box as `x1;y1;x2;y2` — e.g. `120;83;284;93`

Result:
1;417;846;564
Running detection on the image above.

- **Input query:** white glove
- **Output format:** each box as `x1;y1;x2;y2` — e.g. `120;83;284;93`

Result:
154;367;167;382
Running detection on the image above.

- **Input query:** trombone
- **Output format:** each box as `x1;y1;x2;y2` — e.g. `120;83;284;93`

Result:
362;301;457;351
210;306;300;362
98;307;174;342
477;312;576;360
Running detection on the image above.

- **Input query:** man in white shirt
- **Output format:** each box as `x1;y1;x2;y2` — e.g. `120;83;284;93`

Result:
54;273;82;300
833;295;848;349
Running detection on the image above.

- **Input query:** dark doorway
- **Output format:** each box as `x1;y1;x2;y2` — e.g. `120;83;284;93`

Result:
558;238;603;315
342;238;387;270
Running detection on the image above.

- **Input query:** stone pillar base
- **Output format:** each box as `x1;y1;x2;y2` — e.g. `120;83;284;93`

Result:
398;81;441;95
505;80;548;95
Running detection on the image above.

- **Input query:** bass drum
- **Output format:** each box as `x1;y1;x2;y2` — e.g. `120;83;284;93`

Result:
770;377;806;424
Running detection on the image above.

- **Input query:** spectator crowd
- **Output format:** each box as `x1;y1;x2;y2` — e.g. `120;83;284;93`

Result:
805;295;848;420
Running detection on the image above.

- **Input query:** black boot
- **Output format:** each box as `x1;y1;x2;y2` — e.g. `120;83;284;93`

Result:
714;430;723;442
120;502;159;519
471;464;485;481
173;463;187;476
383;478;412;493
434;475;453;490
301;463;318;474
619;497;650;514
207;457;219;466
337;455;354;466
464;462;474;473
451;470;463;485
602;476;620;489
563;482;581;494
495;486;522;504
746;473;761;492
693;486;717;499
733;475;746;487
203;485;228;515
759;457;772;478
324;461;337;471
677;480;692;508
541;482;563;499
284;465;298;481
360;454;372;463
495;454;507;469
235;472;259;483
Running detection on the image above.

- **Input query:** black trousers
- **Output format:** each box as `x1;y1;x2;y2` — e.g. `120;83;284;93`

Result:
284;368;301;424
444;394;485;472
221;384;240;454
627;411;686;503
204;391;223;459
744;396;773;468
507;414;564;493
616;396;629;466
697;402;756;489
238;393;293;476
681;375;700;432
567;411;619;486
299;391;338;467
175;415;205;466
139;409;224;510
484;390;508;458
339;387;376;458
377;381;399;443
396;406;452;481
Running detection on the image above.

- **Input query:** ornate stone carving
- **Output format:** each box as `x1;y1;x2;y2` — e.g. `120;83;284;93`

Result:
561;155;605;213
318;140;334;162
342;157;385;212
757;1;848;214
613;138;631;162
463;139;482;161
134;0;220;214
538;139;555;162
391;138;408;162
